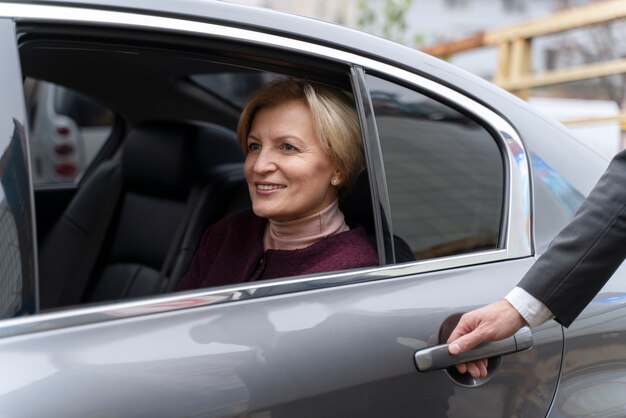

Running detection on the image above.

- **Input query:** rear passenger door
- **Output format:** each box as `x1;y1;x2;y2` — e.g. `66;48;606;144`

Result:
0;4;561;418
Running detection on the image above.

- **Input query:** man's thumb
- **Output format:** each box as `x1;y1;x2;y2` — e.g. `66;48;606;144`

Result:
448;333;477;355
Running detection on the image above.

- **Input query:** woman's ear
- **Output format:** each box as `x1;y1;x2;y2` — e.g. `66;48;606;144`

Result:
331;170;343;187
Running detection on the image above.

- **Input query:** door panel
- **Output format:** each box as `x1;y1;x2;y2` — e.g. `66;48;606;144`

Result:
0;258;561;417
548;263;626;417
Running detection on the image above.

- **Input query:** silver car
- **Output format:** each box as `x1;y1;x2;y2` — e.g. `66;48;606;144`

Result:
0;1;624;417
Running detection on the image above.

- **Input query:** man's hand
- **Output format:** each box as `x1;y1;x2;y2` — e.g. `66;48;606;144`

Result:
446;299;527;378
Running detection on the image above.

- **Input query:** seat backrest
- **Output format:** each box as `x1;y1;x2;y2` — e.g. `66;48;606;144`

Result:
84;121;198;303
38;159;124;309
39;120;244;309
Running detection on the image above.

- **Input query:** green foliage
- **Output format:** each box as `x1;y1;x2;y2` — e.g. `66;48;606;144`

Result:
357;0;423;47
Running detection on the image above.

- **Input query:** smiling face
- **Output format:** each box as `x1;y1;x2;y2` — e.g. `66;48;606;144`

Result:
244;99;340;222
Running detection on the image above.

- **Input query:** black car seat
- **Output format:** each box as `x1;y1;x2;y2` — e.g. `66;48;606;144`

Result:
38;120;243;309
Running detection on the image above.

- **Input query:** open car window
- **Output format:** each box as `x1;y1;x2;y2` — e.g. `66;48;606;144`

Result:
17;27;384;314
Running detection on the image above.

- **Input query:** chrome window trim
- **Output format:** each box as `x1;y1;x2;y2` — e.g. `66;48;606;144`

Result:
0;249;509;338
0;4;531;337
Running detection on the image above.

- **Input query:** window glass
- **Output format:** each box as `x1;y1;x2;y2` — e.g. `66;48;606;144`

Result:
190;72;285;108
366;75;504;261
24;78;115;185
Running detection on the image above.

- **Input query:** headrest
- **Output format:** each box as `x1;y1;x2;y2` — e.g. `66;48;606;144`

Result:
122;121;196;199
193;122;244;180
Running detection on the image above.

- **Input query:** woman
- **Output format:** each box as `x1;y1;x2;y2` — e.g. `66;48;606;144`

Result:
177;79;378;290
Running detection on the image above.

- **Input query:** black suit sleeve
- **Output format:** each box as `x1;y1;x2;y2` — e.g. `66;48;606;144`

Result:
519;148;626;327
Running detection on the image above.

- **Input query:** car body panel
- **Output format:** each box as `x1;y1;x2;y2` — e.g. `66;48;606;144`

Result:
0;258;562;417
548;262;626;417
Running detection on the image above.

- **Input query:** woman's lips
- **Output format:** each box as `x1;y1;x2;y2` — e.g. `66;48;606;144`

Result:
254;182;286;194
257;184;286;190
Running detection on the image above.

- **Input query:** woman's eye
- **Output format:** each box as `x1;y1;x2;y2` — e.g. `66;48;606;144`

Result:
248;143;261;152
281;143;298;152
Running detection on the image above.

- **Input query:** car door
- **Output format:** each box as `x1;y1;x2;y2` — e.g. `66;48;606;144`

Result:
0;3;563;417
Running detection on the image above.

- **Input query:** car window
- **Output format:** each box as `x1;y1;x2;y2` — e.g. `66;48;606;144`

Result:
16;28;382;313
190;72;285;108
24;78;115;185
365;74;504;261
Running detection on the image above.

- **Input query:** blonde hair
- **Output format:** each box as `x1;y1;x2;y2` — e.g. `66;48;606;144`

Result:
237;79;364;197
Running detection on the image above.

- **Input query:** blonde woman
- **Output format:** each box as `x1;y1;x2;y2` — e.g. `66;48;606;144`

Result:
178;79;377;289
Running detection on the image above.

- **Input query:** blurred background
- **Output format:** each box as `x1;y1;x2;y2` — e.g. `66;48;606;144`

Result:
225;0;626;159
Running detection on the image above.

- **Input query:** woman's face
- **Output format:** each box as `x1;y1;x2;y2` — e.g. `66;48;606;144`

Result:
244;99;339;222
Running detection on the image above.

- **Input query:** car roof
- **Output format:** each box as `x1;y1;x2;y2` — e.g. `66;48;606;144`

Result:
24;0;477;85
31;0;402;56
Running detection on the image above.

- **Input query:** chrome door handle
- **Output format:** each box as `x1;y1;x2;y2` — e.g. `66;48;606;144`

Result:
413;327;533;372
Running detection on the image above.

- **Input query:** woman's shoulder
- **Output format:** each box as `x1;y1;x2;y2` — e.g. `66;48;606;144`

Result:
334;225;376;254
310;225;378;269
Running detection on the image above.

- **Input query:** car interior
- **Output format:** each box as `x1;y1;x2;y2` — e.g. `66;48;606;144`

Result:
18;26;389;311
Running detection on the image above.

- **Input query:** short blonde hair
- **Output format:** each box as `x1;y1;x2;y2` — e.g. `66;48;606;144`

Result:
237;78;364;197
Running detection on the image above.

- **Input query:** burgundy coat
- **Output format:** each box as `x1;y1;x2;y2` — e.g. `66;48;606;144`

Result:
177;210;379;290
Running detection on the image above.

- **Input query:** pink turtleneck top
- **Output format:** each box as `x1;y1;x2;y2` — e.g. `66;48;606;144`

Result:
263;199;349;251
177;201;378;290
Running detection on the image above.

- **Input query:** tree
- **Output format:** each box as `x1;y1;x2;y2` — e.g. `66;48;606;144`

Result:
357;0;424;48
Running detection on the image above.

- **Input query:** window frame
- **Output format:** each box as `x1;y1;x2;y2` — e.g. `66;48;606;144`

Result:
0;3;531;339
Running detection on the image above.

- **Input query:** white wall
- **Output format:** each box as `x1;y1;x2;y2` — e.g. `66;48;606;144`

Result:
528;97;622;159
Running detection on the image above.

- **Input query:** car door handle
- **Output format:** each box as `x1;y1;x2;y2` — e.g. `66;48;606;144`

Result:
413;327;533;372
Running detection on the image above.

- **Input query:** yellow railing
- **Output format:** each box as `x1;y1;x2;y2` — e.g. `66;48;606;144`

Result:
421;0;626;99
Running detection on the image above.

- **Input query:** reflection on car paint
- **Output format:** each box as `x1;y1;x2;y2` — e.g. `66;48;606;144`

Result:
593;292;626;304
531;152;584;216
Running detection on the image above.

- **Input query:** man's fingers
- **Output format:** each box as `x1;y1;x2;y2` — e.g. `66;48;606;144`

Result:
454;362;467;375
453;360;489;378
477;359;488;377
446;327;466;346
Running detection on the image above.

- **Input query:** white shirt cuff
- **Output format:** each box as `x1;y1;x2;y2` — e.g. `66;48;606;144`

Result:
505;287;555;328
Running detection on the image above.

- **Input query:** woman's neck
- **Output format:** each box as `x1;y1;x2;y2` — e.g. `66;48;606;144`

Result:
263;199;349;251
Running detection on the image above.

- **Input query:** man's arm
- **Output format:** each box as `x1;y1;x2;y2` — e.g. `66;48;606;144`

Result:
520;148;626;326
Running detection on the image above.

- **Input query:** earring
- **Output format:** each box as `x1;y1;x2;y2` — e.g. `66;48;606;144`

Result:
332;178;338;186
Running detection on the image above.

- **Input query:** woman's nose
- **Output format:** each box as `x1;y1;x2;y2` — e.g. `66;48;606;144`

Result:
252;149;277;173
